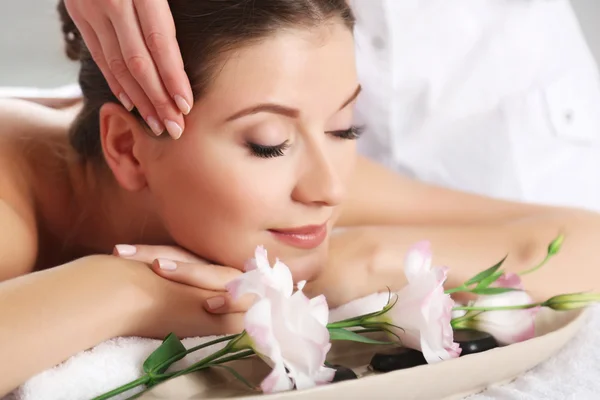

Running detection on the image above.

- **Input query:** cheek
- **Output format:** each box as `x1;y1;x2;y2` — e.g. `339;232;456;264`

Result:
334;140;358;188
145;143;292;268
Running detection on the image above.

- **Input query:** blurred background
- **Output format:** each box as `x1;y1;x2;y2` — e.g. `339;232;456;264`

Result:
0;0;599;88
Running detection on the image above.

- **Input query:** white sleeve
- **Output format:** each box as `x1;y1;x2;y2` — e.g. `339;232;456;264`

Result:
352;0;600;211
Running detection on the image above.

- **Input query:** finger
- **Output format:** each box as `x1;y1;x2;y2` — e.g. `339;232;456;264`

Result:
109;1;185;139
113;244;202;264
133;0;193;115
90;15;166;135
151;259;243;291
70;17;134;111
204;292;257;314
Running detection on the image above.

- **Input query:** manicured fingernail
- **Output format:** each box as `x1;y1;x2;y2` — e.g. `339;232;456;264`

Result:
157;258;177;271
164;119;183;139
118;93;134;111
174;95;191;115
114;244;136;256
146;116;164;136
206;296;225;310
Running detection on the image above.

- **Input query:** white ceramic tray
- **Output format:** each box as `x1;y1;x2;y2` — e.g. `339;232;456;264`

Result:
141;308;586;400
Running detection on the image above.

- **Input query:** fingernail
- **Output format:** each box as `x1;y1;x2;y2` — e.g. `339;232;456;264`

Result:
206;296;225;310
157;258;177;271
118;92;134;111
174;95;191;115
146;116;164;136
164;119;183;139
114;244;136;256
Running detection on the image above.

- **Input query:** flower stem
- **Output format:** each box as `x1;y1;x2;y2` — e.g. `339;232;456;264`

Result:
164;343;237;381
94;334;243;400
153;333;240;373
184;334;240;356
352;328;384;334
157;349;255;380
453;303;542;312
518;254;552;276
91;376;150;400
445;285;469;294
327;320;363;329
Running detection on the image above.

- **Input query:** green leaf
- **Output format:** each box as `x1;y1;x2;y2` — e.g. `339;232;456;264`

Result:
464;255;507;286
475;270;504;290
143;333;187;375
328;328;394;345
471;287;519;295
327;292;396;328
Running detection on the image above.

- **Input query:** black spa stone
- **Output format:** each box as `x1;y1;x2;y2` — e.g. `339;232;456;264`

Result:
332;365;358;382
453;329;499;356
369;348;427;372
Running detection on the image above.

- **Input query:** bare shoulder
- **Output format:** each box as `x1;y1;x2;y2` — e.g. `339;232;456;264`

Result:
0;99;72;280
0;98;78;135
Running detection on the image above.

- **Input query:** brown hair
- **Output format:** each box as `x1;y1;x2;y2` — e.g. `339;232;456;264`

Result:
57;0;355;159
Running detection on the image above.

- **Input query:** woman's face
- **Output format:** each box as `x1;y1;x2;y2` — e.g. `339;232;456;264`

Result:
141;22;359;281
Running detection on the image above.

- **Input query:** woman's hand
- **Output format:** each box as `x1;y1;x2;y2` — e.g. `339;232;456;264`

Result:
64;0;193;138
304;227;408;308
114;244;254;318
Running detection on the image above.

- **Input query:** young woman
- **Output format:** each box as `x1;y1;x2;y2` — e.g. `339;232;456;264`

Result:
1;0;599;396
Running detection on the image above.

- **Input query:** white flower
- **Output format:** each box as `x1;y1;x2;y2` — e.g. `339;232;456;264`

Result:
331;241;461;363
227;247;334;393
226;246;293;299
464;273;538;345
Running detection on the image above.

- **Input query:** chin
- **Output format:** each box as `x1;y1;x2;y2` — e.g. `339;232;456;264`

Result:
284;249;328;283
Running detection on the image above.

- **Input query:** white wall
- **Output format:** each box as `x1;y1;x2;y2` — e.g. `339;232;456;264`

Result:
0;0;78;87
571;0;600;68
0;0;598;88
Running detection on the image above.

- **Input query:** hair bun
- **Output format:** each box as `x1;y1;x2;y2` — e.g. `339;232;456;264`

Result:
57;0;82;61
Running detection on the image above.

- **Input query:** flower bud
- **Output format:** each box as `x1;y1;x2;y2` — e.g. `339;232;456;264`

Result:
547;234;565;256
543;293;600;310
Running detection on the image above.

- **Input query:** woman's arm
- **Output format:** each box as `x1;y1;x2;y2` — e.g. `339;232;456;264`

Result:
315;207;600;307
0;255;149;396
0;201;244;395
0;252;247;396
337;156;556;227
0;201;151;395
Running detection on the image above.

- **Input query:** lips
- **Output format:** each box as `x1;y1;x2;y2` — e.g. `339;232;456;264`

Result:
268;223;328;250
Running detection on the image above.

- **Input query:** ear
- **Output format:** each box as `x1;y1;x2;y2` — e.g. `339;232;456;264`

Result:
99;103;149;191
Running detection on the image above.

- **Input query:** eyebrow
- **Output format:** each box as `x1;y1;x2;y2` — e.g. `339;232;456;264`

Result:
225;84;362;122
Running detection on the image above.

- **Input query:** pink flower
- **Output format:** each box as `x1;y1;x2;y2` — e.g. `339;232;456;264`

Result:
332;241;461;363
494;272;524;290
465;273;539;345
226;246;293;299
227;247;334;393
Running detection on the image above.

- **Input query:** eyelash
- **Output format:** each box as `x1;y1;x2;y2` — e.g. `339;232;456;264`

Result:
329;125;365;140
247;141;291;158
247;125;365;159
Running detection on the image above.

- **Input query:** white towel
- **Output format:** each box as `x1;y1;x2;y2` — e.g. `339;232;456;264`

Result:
3;302;361;400
467;305;600;400
4;335;230;400
0;84;81;100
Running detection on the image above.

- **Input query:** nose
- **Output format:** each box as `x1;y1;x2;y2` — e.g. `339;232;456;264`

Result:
291;144;346;207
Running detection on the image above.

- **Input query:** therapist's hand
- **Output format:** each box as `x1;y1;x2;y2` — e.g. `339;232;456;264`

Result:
64;0;193;139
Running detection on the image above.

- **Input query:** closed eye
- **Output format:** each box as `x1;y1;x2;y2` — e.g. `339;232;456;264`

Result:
328;125;365;140
247;140;290;158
